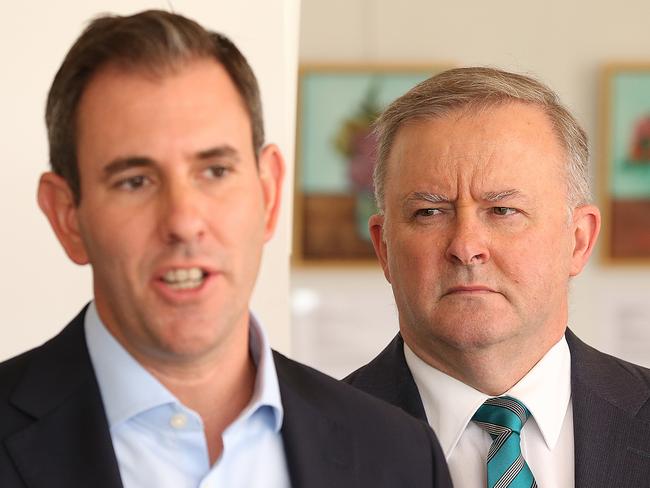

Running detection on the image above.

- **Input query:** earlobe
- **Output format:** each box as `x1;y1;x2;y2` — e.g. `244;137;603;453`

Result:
37;172;89;265
369;213;391;283
569;204;601;276
257;144;285;241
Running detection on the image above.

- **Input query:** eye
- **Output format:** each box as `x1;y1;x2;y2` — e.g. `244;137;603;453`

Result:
492;206;518;216
203;165;230;179
114;175;149;191
414;208;442;218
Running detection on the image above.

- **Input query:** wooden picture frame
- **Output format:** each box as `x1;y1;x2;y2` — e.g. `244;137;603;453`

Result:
293;64;445;265
600;64;650;264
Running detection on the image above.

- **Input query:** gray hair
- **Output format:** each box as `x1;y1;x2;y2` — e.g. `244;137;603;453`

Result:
373;67;591;212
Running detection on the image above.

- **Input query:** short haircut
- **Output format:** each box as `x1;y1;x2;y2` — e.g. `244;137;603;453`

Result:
373;67;591;211
46;9;264;204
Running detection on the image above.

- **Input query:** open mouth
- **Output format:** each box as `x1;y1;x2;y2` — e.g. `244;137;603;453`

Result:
161;267;208;290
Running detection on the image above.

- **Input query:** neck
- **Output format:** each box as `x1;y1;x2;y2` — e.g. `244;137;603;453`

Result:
403;329;564;396
151;351;256;463
138;321;256;464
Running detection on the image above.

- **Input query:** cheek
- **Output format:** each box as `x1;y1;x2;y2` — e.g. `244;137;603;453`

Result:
388;233;442;288
494;232;569;301
78;205;152;271
211;195;266;242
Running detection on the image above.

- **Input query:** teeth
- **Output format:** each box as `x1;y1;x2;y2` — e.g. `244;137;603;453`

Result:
163;267;205;289
188;268;202;280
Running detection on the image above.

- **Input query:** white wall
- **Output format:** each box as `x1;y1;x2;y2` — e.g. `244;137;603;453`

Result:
1;0;299;360
293;0;650;378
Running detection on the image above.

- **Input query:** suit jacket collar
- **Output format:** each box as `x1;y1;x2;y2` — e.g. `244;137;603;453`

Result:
273;351;354;488
5;309;360;488
349;330;650;487
345;334;427;421
6;307;123;488
566;329;650;487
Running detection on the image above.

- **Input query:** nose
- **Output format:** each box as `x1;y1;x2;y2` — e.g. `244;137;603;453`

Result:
159;181;206;247
445;209;490;266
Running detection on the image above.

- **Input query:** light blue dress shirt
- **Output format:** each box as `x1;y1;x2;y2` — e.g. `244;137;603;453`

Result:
84;302;291;488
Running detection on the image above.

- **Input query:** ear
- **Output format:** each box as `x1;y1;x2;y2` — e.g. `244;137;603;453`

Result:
37;172;89;265
569;204;601;276
257;143;285;241
369;213;391;283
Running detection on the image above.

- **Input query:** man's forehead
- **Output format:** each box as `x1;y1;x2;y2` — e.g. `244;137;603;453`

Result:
79;57;252;139
390;102;562;162
384;102;567;202
74;57;255;173
396;101;555;138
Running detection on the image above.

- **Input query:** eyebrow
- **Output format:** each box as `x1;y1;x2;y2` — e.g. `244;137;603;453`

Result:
196;145;240;162
404;191;451;205
102;156;153;180
482;189;523;202
403;189;526;205
102;145;241;180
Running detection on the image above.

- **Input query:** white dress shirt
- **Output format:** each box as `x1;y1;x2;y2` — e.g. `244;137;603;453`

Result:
404;337;575;488
85;302;291;488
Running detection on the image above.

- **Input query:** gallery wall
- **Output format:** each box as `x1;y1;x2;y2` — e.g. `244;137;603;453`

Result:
1;0;299;360
293;0;650;378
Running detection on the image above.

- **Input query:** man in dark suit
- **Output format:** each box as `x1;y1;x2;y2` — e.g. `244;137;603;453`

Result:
346;67;650;487
0;10;451;487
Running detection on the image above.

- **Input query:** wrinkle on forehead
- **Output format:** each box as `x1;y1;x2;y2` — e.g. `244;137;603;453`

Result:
387;103;567;205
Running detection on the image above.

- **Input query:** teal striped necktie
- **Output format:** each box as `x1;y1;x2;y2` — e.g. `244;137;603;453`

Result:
471;396;538;488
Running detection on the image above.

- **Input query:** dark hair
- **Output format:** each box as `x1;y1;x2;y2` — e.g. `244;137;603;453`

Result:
46;9;264;204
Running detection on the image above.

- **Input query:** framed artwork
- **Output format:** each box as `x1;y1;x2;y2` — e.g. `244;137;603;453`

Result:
601;64;650;263
294;64;444;265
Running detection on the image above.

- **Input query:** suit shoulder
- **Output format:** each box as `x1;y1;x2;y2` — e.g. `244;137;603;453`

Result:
274;351;429;435
0;343;47;399
343;334;402;386
569;331;650;385
0;308;86;385
568;330;650;420
274;351;452;486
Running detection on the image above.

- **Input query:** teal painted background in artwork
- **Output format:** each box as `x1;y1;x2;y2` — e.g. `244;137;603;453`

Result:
299;71;432;193
610;72;650;198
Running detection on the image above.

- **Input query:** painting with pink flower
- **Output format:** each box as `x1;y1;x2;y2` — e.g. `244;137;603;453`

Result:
602;64;650;263
295;65;442;264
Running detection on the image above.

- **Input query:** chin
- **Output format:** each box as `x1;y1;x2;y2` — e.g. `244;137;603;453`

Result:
429;313;520;351
153;331;222;360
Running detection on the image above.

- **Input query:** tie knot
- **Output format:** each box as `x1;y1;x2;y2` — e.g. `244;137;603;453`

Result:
472;396;530;436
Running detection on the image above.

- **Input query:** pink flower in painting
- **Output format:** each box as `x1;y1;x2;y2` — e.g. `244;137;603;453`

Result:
629;115;650;163
348;129;378;193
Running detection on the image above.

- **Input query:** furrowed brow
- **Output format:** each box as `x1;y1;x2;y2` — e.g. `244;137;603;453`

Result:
483;189;522;202
405;191;451;205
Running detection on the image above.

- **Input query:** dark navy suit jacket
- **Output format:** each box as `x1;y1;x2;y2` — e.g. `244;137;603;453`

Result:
346;330;650;487
0;308;452;488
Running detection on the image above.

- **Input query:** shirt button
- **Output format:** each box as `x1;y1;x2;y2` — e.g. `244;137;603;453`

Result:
170;413;188;429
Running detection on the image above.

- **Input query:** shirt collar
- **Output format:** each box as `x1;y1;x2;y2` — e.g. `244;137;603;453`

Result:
404;335;571;458
84;301;284;432
242;313;284;432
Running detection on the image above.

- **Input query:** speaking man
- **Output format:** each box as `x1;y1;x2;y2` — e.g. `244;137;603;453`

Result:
0;10;451;488
347;67;650;487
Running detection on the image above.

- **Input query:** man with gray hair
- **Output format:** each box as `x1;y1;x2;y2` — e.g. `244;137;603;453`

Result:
347;67;650;487
0;10;451;487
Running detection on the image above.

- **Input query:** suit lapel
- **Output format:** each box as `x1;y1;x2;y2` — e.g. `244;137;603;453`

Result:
345;334;427;421
5;309;123;488
567;329;650;487
273;352;355;488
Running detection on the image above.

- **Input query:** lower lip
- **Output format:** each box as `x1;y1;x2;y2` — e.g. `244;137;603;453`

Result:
446;289;495;295
152;273;217;303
